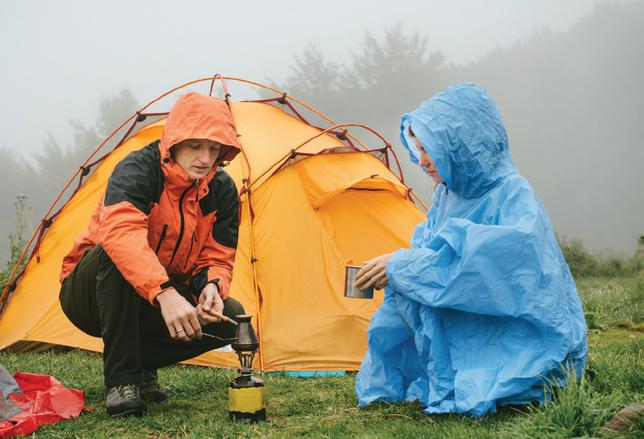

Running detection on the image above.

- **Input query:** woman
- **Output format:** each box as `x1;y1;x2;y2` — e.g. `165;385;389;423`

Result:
354;84;587;416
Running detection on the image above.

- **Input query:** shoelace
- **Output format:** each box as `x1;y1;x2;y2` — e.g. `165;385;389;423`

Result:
117;384;138;399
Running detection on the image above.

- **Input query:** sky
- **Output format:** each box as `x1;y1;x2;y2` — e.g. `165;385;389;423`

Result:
0;0;606;157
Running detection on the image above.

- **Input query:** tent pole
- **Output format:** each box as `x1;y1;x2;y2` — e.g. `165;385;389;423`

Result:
242;187;265;371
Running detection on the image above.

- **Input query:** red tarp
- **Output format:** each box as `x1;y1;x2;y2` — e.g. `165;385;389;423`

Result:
0;372;84;437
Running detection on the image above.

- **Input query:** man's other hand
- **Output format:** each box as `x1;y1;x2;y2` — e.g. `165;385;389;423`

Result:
156;288;202;341
196;282;224;325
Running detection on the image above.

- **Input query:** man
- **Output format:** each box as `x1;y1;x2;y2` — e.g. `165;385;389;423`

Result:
59;92;244;417
354;84;587;416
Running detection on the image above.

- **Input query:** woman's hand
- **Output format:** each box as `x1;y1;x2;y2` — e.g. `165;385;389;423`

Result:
354;252;395;290
196;282;224;325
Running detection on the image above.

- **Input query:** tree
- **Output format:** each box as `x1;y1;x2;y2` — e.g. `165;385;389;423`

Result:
340;24;445;128
277;25;446;200
0;89;139;263
0;149;26;266
18;89;138;222
277;44;341;105
96;89;138;140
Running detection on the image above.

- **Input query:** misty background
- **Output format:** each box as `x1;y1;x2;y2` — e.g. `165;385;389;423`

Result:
0;0;642;265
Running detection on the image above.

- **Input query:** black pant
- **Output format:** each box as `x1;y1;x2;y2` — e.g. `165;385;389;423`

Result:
59;245;244;388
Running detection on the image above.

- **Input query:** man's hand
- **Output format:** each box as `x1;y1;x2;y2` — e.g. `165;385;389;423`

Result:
196;282;224;325
156;288;202;341
354;252;395;290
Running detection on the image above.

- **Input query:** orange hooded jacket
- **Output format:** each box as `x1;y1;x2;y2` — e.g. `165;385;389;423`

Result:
60;93;242;303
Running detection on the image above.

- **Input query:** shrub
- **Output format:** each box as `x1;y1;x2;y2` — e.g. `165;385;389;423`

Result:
559;236;643;278
0;195;29;295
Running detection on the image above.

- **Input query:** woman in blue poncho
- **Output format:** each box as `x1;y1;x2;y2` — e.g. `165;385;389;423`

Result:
354;83;588;416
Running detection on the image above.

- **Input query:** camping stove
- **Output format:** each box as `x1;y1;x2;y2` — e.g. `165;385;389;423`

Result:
228;314;266;422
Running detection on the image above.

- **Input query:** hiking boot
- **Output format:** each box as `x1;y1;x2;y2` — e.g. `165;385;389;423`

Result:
105;384;146;417
140;370;167;403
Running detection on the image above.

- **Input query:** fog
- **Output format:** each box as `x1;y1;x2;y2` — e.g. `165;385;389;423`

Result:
0;0;642;260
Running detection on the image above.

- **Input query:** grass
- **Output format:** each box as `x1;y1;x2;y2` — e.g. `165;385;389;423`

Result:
1;275;642;438
578;276;643;331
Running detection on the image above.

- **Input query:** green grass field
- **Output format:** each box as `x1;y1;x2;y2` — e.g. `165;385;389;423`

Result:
1;275;642;438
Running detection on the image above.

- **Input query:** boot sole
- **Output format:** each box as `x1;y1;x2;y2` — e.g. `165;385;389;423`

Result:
141;394;167;403
106;399;147;417
107;407;147;417
140;388;168;403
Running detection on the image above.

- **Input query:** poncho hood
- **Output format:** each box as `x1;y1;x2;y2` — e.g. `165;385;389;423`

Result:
400;83;516;199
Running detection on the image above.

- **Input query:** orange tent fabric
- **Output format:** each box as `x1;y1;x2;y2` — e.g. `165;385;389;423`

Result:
0;81;424;371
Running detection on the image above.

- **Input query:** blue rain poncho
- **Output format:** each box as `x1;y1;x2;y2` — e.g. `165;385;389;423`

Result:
355;84;588;416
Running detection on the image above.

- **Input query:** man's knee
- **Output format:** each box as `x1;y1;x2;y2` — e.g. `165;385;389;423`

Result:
70;245;117;280
223;297;245;319
92;246;118;271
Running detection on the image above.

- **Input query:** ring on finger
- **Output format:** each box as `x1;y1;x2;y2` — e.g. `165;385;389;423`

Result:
176;328;185;333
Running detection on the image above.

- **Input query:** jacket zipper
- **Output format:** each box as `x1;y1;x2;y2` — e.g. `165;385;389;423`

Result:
168;182;195;267
184;232;197;269
154;224;168;254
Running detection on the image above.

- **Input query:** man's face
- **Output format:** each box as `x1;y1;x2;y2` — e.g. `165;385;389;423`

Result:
413;136;444;185
172;139;222;179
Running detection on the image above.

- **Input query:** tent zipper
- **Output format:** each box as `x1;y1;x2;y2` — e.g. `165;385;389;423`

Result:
168;182;195;267
154;224;168;254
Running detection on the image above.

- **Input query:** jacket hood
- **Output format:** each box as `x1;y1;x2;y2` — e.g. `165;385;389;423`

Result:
400;83;516;199
159;92;241;164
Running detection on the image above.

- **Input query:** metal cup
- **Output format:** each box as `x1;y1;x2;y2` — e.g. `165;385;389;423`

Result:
344;265;374;299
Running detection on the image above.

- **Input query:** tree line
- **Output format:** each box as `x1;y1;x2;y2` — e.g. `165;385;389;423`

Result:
0;89;138;265
1;0;642;267
273;1;643;254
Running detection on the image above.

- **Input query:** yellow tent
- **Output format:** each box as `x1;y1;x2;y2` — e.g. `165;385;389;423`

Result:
0;77;425;371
